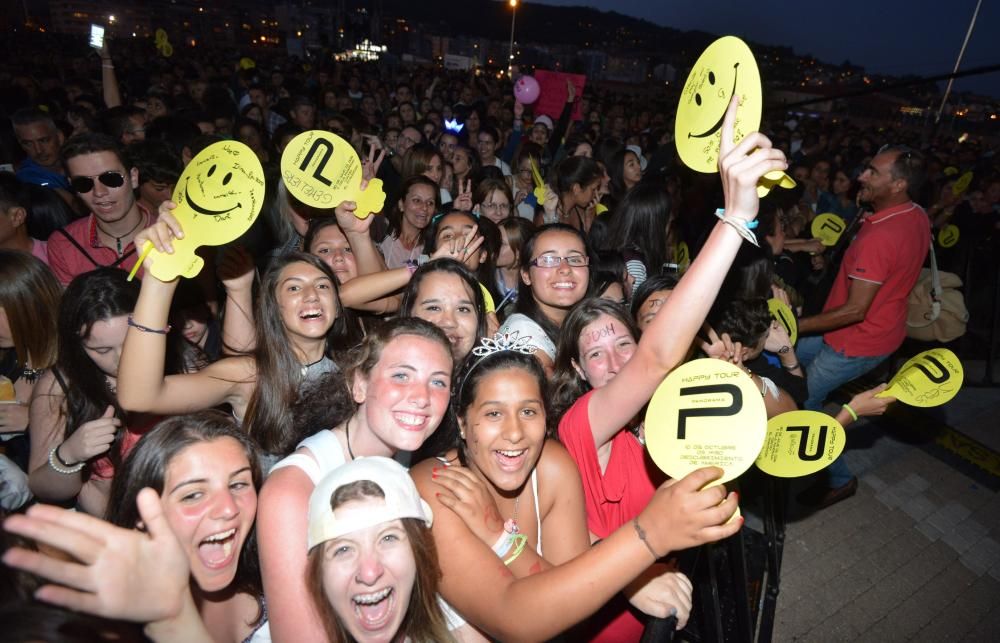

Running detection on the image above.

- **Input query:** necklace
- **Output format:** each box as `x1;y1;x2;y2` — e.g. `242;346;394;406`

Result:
20;364;44;384
344;417;357;461
504;492;521;534
95;212;145;256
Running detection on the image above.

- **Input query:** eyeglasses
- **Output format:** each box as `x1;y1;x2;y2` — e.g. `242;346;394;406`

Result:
70;171;126;194
530;254;589;268
482;202;511;214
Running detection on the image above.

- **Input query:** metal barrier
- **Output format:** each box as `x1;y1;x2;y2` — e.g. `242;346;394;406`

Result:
640;478;786;642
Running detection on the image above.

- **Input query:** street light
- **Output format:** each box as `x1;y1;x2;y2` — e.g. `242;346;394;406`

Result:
508;0;518;77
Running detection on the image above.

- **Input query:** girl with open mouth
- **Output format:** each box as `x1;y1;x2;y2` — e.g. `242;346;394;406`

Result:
258;318;465;642
116;200;353;462
4;410;269;642
306;457;453;643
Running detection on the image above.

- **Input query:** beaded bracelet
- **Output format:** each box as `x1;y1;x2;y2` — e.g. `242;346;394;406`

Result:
48;446;84;475
715;208;759;247
842;403;859;422
127;315;172;335
503;534;528;566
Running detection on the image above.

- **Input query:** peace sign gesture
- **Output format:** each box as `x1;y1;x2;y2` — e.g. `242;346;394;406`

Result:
717;96;787;223
361;139;386;183
453;179;473;212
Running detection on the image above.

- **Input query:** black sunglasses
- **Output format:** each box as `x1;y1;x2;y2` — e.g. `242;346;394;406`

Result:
70;171;126;194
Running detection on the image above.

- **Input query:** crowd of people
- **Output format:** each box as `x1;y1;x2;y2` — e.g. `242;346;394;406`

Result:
1;31;999;642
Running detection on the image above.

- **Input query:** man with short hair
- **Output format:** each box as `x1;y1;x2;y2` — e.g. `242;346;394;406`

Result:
288;96;316;130
0;172;49;264
796;145;931;508
11;108;69;192
477;126;511;177
244;84;286;135
46;133;151;284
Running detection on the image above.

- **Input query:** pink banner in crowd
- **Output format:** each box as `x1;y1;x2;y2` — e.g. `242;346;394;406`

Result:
533;70;587;121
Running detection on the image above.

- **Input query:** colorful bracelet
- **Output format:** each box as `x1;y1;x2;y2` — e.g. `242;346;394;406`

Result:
633;518;660;560
715;208;759;247
503;534;528;566
127;315;172;335
842;403;859;422
48;446;84;475
493;531;516;558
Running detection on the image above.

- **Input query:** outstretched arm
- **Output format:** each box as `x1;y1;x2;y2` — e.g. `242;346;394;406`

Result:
586;97;789;448
99;42;122;108
418;465;739;641
117;205;250;415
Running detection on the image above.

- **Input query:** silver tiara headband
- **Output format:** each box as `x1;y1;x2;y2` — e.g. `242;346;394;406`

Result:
456;331;539;403
471;331;539;358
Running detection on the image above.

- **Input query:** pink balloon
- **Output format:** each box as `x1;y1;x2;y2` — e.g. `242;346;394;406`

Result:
514;75;541;104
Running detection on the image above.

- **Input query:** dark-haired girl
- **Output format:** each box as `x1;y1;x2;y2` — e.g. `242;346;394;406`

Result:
498;223;591;372
28;269;171;515
117;208;351;459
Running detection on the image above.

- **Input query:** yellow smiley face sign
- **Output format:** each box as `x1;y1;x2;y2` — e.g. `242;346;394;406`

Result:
811;212;847;247
938;224;960;249
768;298;797;346
952;171;973;196
281;130;386;218
147;141;265;281
674;36;794;197
877;348;963;407
645;358;767;484
756;411;846;478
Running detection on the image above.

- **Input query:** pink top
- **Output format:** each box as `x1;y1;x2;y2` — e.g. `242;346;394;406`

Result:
31;238;49;265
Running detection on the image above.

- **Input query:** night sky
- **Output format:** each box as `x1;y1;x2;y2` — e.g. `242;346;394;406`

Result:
534;0;1000;98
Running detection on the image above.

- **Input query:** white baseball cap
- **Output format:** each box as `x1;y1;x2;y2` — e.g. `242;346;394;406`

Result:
307;457;433;550
533;115;554;131
626;145;648;171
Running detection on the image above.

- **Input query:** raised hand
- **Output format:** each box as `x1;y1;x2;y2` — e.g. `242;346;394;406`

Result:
135;201;184;260
59;405;119;465
763;320;792;355
543;186;558;217
434;224;485;267
453;180;473;212
700;325;736;362
718;96;788;222
566;79;577;103
2;488;190;622
217;245;255;293
361;140;386;183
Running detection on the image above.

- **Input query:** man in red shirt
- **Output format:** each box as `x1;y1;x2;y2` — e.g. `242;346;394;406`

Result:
47;134;151;285
795;146;930;507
